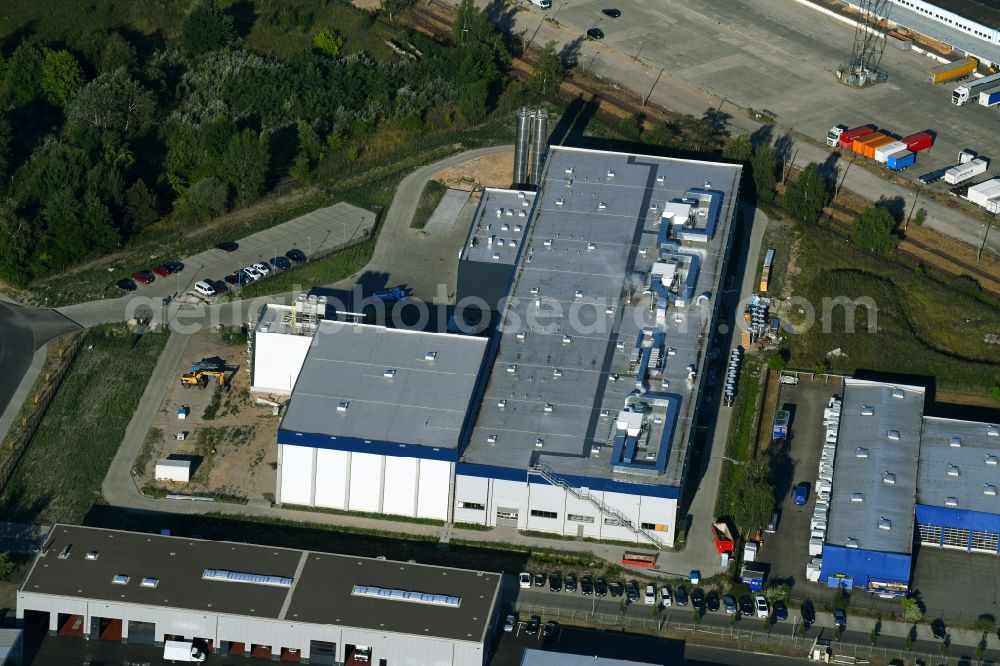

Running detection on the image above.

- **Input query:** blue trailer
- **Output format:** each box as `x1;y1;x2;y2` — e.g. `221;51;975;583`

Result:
980;85;1000;108
741;564;766;591
773;409;790;440
887;150;915;171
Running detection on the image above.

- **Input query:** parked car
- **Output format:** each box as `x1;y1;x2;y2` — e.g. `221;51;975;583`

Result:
586;27;605;39
286;248;307;263
117;278;137;292
754;595;769;619
210;279;228;294
543;620;557;637
625;580;639;603
832;609;847;631
739;595;755;617
674;586;688;607
242;266;262;281
609;581;624;598
602;8;621;17
519;572;532;589
564;574;577;593
723;595;738;615
691;588;705;611
659;586;672;607
549;572;562;592
534;572;546;587
793;482;809;505
644;584;656;605
706;591;720;612
580;576;593;596
525;615;541;636
594;578;607;597
931;618;947;640
153;265;173;277
252;262;271;276
503;613;517;632
216;241;239;252
165;261;184;273
194;281;216;297
773;601;788;622
765;510;780;534
131;270;155;285
269;256;292;270
224;272;241;285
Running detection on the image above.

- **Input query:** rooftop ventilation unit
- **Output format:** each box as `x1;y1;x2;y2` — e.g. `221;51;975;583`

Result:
887;430;900;440
424;351;437;361
989;425;1000;437
351;584;461;608
878;517;892;531
988;454;999;465
544;404;554;413
883;471;896;485
58;545;71;559
607;170;615;178
84;551;99;561
507;364;517;374
861;405;874;416
535;438;544;448
562;335;573;344
497;400;507;410
950;437;962;448
986;484;997;496
846;538;859;548
202;569;293;587
553;369;563;377
487;434;497;444
112;574;130;585
856;447;869;458
336;401;350;413
892;388;904;399
383;369;397;379
945;497;959;507
140;577;159;588
851;493;864;503
947;465;960;477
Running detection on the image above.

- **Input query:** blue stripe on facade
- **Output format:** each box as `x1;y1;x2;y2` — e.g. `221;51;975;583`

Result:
278;429;459;461
915;503;1000;533
455;462;682;499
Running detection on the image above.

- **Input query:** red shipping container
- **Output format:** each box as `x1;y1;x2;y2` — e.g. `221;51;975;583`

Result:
839;125;876;148
901;132;933;153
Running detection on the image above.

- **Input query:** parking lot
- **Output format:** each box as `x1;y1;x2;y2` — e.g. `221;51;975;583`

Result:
758;375;845;590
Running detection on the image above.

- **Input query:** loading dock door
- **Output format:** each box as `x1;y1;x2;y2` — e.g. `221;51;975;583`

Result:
127;621;156;646
496;507;519;527
309;640;337;665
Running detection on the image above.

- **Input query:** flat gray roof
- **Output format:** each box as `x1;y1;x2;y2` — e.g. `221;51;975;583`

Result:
521;650;656;666
919;416;1000;513
464;146;742;487
460;188;536;265
22;525;500;643
826;379;925;553
923;0;1000;30
281;321;487;449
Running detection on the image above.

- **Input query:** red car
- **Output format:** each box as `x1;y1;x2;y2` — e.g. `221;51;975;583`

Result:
131;270;155;285
153;265;172;277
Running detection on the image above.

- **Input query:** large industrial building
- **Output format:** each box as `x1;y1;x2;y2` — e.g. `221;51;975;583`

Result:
17;525;501;665
252;144;744;547
820;378;1000;595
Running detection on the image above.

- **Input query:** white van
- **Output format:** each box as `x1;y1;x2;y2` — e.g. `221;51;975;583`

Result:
529;0;552;8
194;281;216;297
163;640;206;663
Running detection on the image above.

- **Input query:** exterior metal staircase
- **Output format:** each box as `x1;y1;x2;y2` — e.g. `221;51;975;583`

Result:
530;462;665;549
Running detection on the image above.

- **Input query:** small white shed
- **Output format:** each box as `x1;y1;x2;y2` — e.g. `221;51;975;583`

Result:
154;458;191;483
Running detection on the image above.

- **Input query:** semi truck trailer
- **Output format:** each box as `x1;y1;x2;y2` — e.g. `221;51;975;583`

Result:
928;57;977;84
952;72;1000;105
944;158;988;185
980;85;1000;108
887;150;915;170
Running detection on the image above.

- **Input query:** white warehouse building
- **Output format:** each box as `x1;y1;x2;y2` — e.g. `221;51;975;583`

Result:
256;145;743;548
18;525;501;665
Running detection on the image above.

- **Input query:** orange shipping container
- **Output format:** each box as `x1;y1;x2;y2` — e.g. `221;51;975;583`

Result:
862;135;896;159
852;132;886;155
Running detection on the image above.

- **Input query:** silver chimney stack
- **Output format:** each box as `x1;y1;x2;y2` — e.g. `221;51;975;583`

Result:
513;107;532;188
529;108;549;187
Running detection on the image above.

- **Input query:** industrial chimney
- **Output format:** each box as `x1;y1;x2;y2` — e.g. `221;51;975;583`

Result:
529;108;549;187
513;107;532;188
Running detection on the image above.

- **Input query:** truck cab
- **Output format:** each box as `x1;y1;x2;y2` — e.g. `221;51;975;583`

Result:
826;126;845;147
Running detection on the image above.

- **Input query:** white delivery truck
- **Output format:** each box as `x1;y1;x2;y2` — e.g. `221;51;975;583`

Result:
163;640;206;663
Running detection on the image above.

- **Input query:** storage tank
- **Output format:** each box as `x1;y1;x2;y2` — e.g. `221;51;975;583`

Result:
513;107;532;187
529;108;549;186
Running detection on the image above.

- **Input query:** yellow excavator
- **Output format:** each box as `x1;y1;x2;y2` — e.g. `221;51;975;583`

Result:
180;370;227;390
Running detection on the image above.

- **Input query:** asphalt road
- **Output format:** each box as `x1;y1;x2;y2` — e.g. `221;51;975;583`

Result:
0;302;79;417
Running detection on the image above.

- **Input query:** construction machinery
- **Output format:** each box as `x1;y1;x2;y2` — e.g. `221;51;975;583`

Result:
180;370;227;390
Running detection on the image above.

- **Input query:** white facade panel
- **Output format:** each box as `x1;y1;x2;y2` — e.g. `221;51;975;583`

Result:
599;491;643;542
490;479;528;528
563;492;602;538
638;495;677;544
383;457;418;517
252;332;314;395
348;453;383;512
416;460;452;521
453;475;490;525
313;449;350;509
526;483;567;531
278;445;314;505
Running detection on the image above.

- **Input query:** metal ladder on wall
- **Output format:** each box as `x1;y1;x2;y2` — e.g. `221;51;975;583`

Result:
530;462;665;549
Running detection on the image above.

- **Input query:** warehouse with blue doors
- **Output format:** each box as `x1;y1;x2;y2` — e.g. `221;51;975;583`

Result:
820;379;1000;596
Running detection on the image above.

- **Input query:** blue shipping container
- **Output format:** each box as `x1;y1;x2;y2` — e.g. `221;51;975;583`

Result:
887;150;915;170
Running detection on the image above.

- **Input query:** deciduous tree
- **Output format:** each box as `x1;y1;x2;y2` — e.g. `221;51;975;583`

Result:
181;0;234;55
313;29;345;58
124;180;158;233
67;70;155;136
784;162;830;224
722;134;753;162
3;44;44;107
184;176;228;222
752;144;776;203
852;205;899;254
221;129;269;206
530;41;563;97
41;50;85;106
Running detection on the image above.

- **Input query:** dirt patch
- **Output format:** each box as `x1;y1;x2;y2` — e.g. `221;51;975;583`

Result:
432;150;515;190
136;327;279;503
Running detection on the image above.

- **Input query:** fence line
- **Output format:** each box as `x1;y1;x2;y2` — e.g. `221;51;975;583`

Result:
0;334;84;493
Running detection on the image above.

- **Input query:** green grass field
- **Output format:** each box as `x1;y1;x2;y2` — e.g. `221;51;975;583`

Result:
236;237;375;298
410;180;449;229
784;224;1000;391
0;325;170;524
